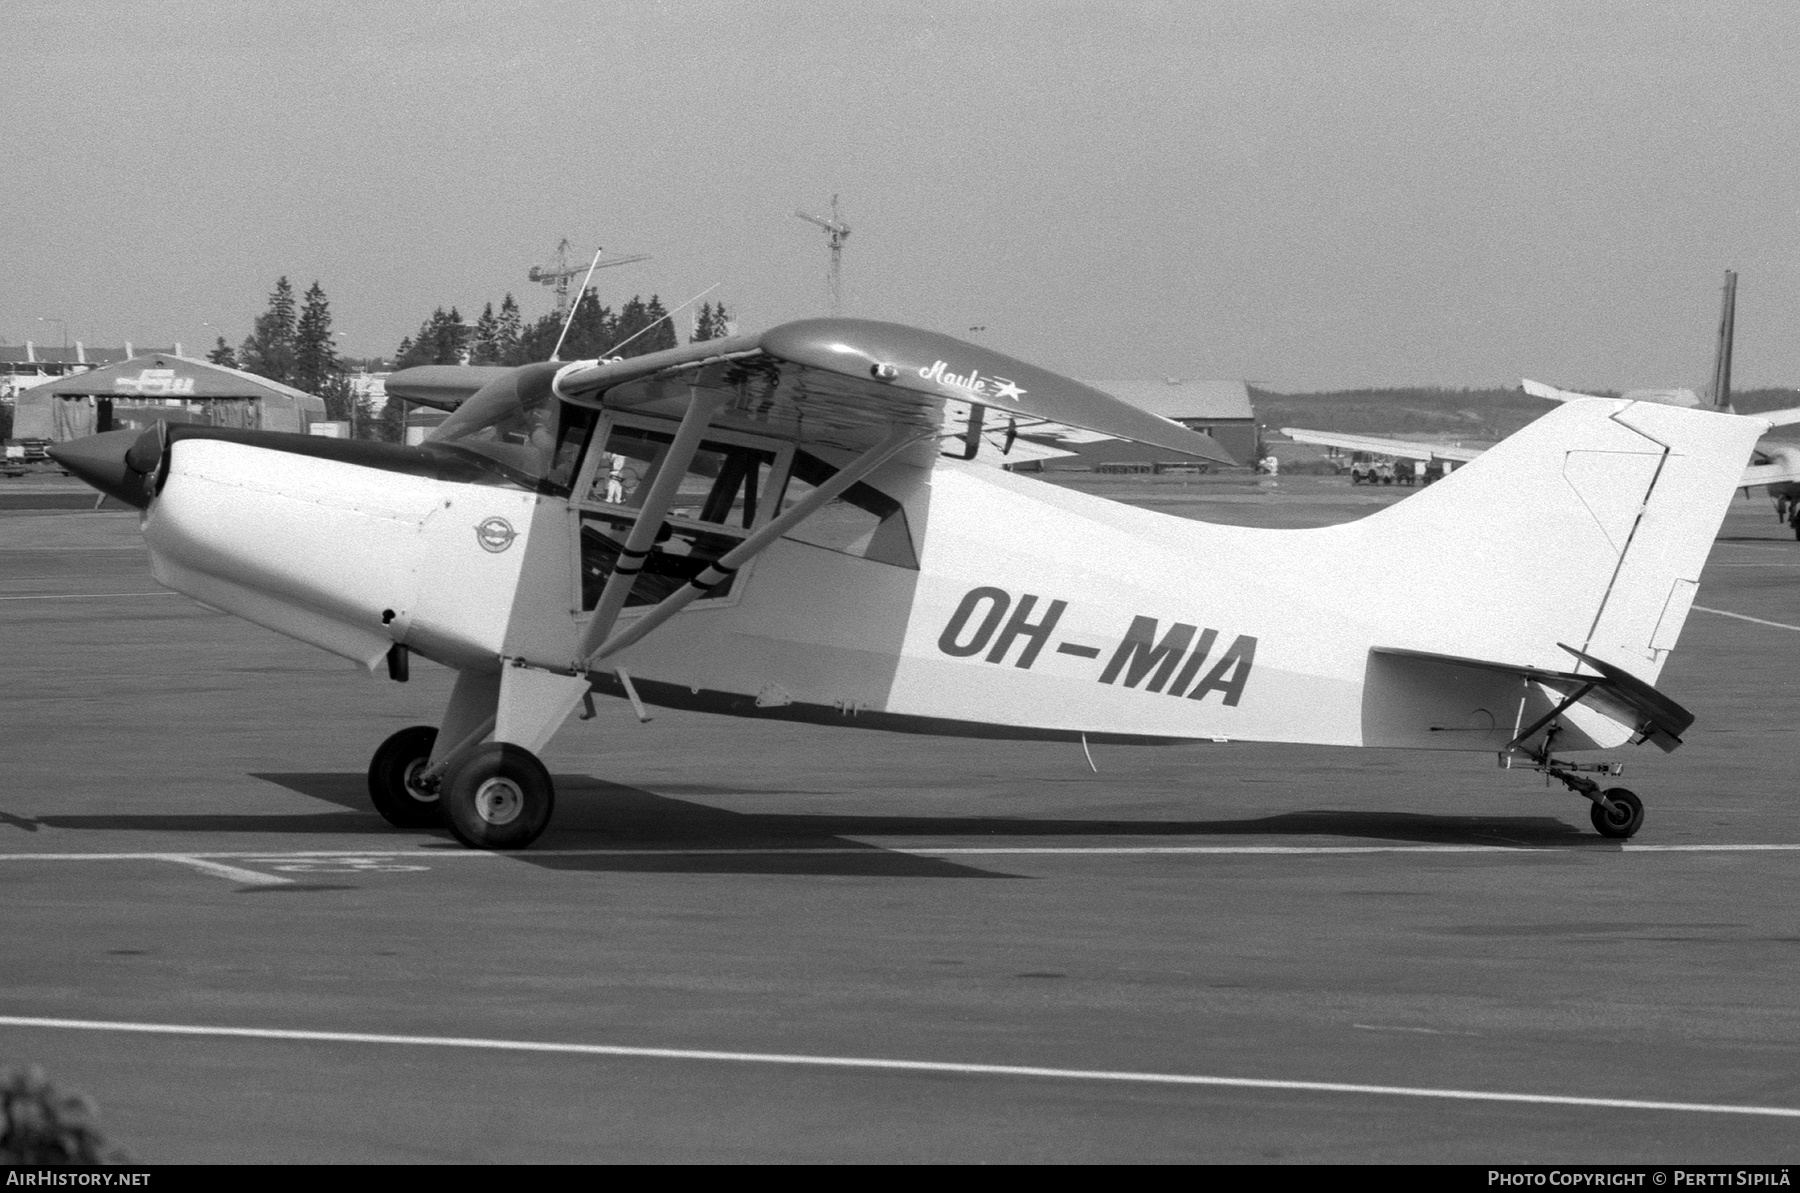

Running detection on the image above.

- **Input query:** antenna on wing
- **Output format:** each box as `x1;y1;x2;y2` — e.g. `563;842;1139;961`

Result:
1709;269;1737;413
795;194;850;316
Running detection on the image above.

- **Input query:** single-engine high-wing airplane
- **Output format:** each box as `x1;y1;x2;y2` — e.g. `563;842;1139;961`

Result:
49;318;1774;849
1285;273;1800;527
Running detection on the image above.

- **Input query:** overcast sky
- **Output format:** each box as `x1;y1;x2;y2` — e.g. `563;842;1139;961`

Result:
8;1;1800;390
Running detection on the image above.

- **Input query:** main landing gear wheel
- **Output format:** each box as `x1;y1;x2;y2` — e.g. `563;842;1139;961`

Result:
368;725;442;828
440;743;555;851
1590;787;1645;840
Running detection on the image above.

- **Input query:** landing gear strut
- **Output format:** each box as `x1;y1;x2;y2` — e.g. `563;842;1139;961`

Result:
1507;730;1646;840
1537;758;1644;840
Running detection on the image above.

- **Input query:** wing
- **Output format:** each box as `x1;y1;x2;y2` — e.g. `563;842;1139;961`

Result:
550;318;1236;464
1741;460;1800;487
1278;427;1483;463
1524;377;1710;409
1521;378;1604;403
1287;424;1786;489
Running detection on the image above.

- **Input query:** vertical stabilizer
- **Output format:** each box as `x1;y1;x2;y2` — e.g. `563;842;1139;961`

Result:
1709;269;1737;412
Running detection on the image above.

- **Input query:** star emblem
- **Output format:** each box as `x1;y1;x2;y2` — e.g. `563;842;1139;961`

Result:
990;378;1025;402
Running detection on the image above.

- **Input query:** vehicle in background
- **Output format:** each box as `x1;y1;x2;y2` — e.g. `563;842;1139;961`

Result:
1348;451;1398;485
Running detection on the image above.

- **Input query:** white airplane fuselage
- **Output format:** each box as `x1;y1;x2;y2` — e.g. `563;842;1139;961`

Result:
139;393;1759;757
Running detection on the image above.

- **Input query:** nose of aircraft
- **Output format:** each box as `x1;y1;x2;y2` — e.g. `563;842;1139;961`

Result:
46;428;155;510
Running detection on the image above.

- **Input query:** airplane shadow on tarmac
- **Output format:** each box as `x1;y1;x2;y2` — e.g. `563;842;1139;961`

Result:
21;771;1605;881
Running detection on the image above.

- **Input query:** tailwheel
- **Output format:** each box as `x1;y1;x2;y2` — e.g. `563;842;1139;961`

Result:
441;742;555;850
1589;787;1645;840
368;725;441;828
1516;738;1642;841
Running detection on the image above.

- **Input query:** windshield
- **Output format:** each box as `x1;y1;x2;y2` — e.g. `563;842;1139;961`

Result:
428;363;594;495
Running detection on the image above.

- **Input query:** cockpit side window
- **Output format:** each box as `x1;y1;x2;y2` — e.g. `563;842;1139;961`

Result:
776;451;918;569
427;365;596;497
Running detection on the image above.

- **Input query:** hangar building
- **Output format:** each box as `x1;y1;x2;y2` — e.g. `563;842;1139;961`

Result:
13;353;326;441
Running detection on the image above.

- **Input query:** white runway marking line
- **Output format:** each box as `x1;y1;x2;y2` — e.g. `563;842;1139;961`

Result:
1693;605;1800;633
0;591;177;601
155;855;293;887
0;1015;1794;1121
2;843;1799;866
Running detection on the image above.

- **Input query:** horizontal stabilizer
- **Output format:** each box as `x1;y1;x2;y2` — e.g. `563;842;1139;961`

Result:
1371;645;1694;753
1755;406;1800;428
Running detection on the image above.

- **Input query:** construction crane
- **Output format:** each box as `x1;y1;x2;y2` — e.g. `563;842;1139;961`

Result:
528;239;651;316
794;195;850;316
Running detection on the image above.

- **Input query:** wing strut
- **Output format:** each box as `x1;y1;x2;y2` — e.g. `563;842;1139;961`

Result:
581;425;929;670
573;389;729;664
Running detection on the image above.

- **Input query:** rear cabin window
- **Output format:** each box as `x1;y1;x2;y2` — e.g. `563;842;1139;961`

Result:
777;451;918;570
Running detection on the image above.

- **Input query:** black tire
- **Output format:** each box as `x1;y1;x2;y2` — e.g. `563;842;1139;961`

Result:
1590;787;1645;839
368;725;441;828
440;743;555;850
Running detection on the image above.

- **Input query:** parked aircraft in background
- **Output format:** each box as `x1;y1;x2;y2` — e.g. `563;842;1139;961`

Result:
49;318;1776;850
1283;272;1800;534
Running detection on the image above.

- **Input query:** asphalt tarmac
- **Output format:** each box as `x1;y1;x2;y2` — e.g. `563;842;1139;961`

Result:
2;475;1798;1162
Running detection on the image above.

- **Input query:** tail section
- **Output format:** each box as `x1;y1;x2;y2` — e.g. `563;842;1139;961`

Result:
1339;398;1761;752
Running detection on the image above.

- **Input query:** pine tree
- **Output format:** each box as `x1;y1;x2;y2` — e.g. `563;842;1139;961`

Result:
393;308;470;368
375;396;407;443
517;311;566;363
641;296;677;354
541;292;614;361
692;301;736;342
437;306;469;364
355;389;381;440
238;277;298;386
471;303;500;365
206;336;238;367
611;296;651;358
292;281;338;395
319;373;356;422
496;293;524;365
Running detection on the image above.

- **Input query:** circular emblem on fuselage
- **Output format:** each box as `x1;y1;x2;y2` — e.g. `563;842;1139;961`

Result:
475;516;517;553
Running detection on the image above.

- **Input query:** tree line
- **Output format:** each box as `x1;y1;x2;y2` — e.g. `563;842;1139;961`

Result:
218;278;733;442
